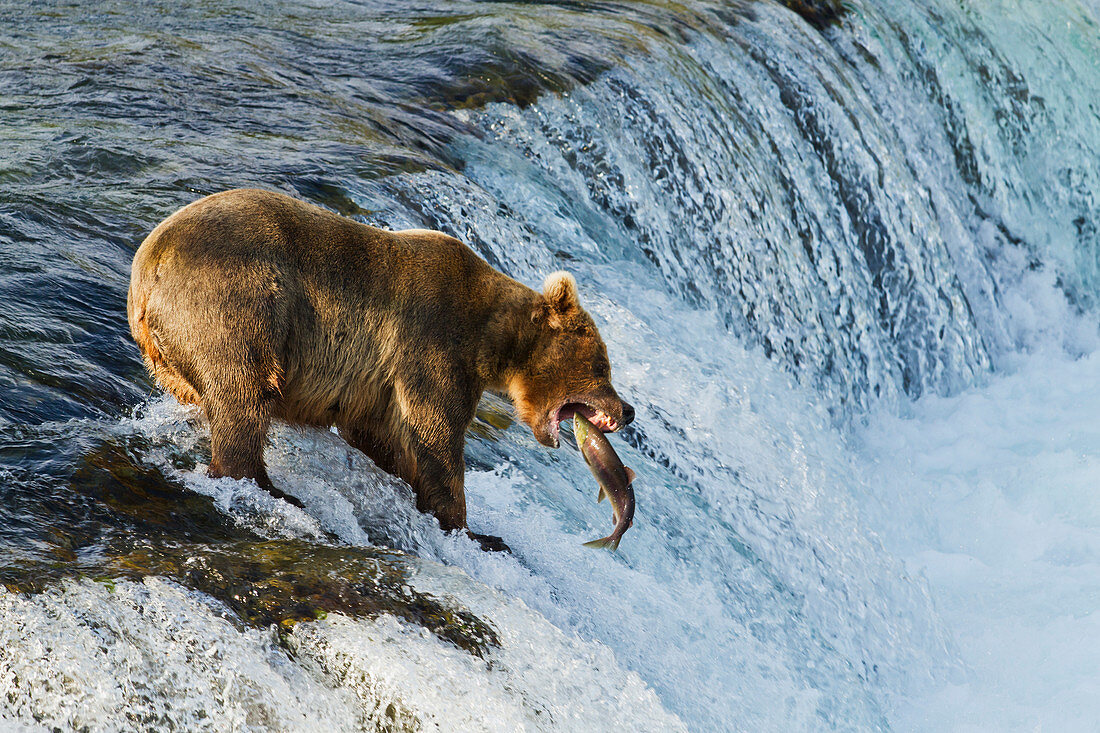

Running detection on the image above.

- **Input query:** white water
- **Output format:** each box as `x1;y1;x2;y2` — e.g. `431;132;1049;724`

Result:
6;0;1100;730
0;573;679;731
867;350;1100;731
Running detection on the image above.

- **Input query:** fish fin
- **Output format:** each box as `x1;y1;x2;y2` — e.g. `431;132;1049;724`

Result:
597;486;607;503
624;466;636;484
583;536;616;550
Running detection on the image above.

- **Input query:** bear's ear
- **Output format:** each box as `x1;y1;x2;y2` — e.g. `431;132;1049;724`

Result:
542;271;579;314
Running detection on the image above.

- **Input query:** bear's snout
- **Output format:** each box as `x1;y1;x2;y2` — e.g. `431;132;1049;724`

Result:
620;400;635;426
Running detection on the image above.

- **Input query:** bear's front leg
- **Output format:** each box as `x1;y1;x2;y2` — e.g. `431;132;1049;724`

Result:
399;381;509;552
405;437;510;553
408;439;467;532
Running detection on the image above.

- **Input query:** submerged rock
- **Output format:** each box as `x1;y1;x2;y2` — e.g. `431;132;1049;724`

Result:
775;0;850;29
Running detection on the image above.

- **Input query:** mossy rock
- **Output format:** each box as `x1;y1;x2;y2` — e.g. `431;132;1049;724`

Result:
2;437;499;660
468;392;515;441
105;539;499;657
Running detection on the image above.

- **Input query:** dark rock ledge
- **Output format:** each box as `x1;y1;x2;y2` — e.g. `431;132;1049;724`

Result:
0;438;499;661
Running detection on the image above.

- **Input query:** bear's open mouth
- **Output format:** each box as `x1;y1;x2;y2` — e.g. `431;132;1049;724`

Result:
550;400;619;443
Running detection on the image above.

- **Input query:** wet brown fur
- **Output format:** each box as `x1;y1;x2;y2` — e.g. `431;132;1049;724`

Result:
127;189;629;532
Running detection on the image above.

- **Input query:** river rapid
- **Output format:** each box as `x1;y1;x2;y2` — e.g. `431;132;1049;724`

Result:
2;0;1100;730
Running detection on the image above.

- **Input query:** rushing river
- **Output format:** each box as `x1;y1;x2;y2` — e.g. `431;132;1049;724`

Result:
3;0;1100;730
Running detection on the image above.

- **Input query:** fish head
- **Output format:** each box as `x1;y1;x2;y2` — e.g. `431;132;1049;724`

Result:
508;272;635;448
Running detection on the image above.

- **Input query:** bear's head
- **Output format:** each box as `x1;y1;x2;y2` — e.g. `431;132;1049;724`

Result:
509;272;635;448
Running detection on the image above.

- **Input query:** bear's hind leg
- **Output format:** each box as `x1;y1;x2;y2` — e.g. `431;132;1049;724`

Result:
204;383;303;509
158;264;299;507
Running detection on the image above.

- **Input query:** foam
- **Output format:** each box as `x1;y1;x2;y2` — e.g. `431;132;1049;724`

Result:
861;351;1100;729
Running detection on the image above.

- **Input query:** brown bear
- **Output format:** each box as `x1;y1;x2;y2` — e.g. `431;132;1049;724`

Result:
127;188;634;550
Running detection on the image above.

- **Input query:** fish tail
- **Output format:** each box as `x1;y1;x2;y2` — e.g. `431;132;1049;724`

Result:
583;536;617;551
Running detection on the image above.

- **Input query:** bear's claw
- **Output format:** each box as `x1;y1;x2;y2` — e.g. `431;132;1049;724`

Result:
467;530;512;553
268;487;305;509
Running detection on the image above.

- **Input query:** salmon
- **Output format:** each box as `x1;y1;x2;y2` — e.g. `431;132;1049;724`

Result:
573;412;636;550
